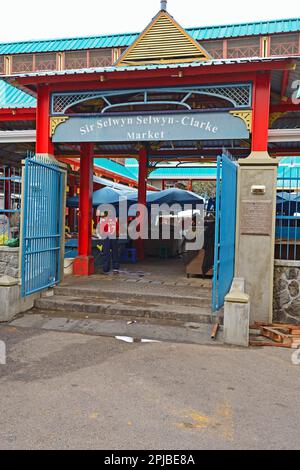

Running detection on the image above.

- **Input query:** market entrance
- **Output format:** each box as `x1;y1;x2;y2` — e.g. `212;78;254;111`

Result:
3;0;297;327
49;84;251;280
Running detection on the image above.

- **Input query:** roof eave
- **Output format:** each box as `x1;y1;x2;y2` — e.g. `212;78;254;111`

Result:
2;57;297;94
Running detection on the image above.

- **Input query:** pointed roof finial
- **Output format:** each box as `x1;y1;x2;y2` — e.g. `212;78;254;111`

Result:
161;0;167;11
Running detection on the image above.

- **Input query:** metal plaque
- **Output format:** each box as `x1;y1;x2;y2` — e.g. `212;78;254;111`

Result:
240;200;273;236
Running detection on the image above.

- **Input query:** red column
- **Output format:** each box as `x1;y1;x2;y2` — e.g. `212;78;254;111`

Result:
136;147;148;261
73;143;94;276
36;85;54;155
251;72;271;152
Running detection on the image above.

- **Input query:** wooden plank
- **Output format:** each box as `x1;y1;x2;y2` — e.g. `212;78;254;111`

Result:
260;326;293;346
251;322;300;335
250;340;290;348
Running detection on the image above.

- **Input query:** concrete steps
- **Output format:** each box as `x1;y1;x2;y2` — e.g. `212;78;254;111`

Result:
53;285;211;308
34;294;212;324
11;313;223;346
33;276;213;325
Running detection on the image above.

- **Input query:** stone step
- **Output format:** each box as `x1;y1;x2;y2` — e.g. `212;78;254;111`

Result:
53;285;211;307
11;313;223;346
35;295;212;324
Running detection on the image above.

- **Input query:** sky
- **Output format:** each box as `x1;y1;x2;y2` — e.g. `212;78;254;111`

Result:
0;0;298;43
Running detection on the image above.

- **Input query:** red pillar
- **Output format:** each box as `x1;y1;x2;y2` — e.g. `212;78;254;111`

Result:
251;72;271;152
137;147;148;261
73;143;94;276
36;85;54;155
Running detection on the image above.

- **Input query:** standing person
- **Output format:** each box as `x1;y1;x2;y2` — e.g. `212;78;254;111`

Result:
98;211;120;274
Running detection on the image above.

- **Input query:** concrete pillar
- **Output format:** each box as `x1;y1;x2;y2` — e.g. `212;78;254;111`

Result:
224;277;250;347
235;151;278;323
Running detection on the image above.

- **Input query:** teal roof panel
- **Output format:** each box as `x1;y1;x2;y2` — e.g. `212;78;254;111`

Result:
189;17;300;41
0;79;36;108
94;158;138;181
0;18;298;55
148;167;217;179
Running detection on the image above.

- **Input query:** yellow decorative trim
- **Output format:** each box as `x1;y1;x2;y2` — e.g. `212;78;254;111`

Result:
147;166;154;177
229;110;252;132
116;10;211;67
50;117;69;137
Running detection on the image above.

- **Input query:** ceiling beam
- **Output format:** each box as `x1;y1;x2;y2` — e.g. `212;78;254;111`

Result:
0;108;36;121
270;103;300;113
268;128;300;142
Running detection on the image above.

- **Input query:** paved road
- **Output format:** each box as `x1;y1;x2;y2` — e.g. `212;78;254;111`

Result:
0;325;299;450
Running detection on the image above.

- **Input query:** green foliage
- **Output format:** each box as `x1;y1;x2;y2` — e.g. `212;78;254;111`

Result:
192;181;216;198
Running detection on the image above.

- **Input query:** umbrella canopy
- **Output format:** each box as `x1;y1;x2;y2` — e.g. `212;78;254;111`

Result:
128;188;204;207
127;188;204;216
67;188;203;210
67;187;137;208
145;188;204;207
277;191;300;203
92;187;129;207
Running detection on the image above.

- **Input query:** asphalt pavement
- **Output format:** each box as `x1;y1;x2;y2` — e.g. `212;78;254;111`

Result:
0;324;299;450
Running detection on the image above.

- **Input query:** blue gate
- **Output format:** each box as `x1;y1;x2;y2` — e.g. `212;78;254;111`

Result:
21;154;66;297
212;154;238;312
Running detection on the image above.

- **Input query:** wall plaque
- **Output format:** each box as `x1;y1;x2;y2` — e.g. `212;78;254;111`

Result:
240;200;273;236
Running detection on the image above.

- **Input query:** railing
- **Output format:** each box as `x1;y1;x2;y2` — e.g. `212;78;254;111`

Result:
21;153;65;296
276;161;300;261
0;165;22;245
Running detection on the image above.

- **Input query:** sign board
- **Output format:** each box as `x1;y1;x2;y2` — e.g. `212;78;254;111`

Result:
240;200;273;236
52;111;250;143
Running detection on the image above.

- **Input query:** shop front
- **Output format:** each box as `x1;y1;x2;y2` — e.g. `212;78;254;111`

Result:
2;2;299;325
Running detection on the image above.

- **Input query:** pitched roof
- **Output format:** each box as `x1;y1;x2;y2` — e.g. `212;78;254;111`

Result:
116;10;211;66
0;18;298;55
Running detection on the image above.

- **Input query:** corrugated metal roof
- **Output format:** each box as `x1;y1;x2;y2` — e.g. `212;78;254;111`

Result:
0;18;298;55
277;157;300;187
279;157;300;165
148;167;217;179
94;158;138;181
188;17;300;41
0;79;36;108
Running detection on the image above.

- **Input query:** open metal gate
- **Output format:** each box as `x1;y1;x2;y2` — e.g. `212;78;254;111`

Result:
212;154;238;312
21;154;66;297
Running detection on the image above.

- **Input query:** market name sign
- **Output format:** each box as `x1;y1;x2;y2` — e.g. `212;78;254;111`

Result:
52;111;250;143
